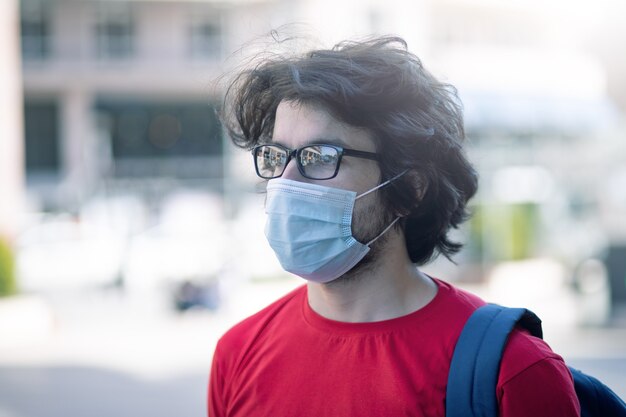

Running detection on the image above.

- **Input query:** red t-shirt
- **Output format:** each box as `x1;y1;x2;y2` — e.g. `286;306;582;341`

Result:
208;279;580;416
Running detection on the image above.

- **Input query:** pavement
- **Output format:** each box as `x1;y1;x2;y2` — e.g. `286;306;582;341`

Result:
0;275;625;417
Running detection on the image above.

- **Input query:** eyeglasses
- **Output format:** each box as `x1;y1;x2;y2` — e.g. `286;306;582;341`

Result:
252;143;378;180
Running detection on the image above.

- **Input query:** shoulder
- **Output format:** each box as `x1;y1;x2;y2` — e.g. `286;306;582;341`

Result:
431;278;485;309
416;278;489;356
214;284;306;359
496;329;579;416
429;278;486;325
499;328;569;384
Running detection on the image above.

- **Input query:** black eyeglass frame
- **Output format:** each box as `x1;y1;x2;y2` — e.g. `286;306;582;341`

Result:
252;143;379;180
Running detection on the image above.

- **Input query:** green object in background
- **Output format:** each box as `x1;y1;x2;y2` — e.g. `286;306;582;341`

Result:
0;237;17;297
468;203;539;262
508;203;538;260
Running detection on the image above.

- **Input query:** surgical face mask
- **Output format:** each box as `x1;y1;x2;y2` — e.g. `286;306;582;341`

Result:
264;173;404;283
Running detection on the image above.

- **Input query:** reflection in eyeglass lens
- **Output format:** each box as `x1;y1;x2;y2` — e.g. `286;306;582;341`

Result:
299;146;339;179
299;147;322;167
261;146;287;169
300;146;338;167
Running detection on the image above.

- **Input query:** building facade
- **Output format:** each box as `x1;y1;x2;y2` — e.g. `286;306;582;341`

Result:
20;0;284;213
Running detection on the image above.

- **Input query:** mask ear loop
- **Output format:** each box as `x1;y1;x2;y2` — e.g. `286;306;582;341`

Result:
355;169;408;246
355;169;409;200
366;216;401;246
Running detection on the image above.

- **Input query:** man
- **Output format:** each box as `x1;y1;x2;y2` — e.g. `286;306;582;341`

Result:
209;36;579;416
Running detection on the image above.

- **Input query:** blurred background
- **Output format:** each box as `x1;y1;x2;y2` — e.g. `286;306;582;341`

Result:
1;0;626;416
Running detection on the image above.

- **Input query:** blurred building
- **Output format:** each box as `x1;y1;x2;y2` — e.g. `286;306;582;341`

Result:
20;0;286;214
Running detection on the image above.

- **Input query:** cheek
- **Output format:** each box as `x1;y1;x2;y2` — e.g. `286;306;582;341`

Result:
360;161;383;190
351;193;389;238
337;161;381;195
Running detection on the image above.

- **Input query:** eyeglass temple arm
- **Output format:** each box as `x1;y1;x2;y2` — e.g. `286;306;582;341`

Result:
342;148;378;161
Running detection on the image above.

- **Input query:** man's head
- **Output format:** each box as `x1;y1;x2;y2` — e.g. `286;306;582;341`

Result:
222;36;478;265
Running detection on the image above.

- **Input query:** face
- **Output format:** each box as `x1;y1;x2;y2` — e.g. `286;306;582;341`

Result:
270;100;395;277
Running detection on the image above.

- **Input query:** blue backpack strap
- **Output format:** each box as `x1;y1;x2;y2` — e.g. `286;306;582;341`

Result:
447;304;626;417
446;304;542;417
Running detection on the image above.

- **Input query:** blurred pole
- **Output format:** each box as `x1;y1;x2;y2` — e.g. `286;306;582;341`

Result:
0;0;25;240
62;90;92;208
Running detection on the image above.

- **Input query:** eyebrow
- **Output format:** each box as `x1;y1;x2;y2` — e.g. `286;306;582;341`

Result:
271;136;349;149
313;137;349;147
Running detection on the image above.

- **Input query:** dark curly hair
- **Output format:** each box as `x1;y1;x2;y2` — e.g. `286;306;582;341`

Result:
221;35;478;265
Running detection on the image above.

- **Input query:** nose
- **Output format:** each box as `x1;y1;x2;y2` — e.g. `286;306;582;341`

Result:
280;157;305;181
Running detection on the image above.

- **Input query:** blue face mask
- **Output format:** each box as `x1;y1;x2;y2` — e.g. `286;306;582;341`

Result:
264;173;404;283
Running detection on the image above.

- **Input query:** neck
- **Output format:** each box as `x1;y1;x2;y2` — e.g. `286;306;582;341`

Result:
306;231;438;323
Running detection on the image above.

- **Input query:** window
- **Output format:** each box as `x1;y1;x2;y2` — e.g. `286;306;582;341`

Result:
189;10;223;59
95;1;134;59
20;0;50;60
24;100;61;175
96;100;223;178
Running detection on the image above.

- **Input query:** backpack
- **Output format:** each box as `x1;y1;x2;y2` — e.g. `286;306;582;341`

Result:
446;304;626;417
